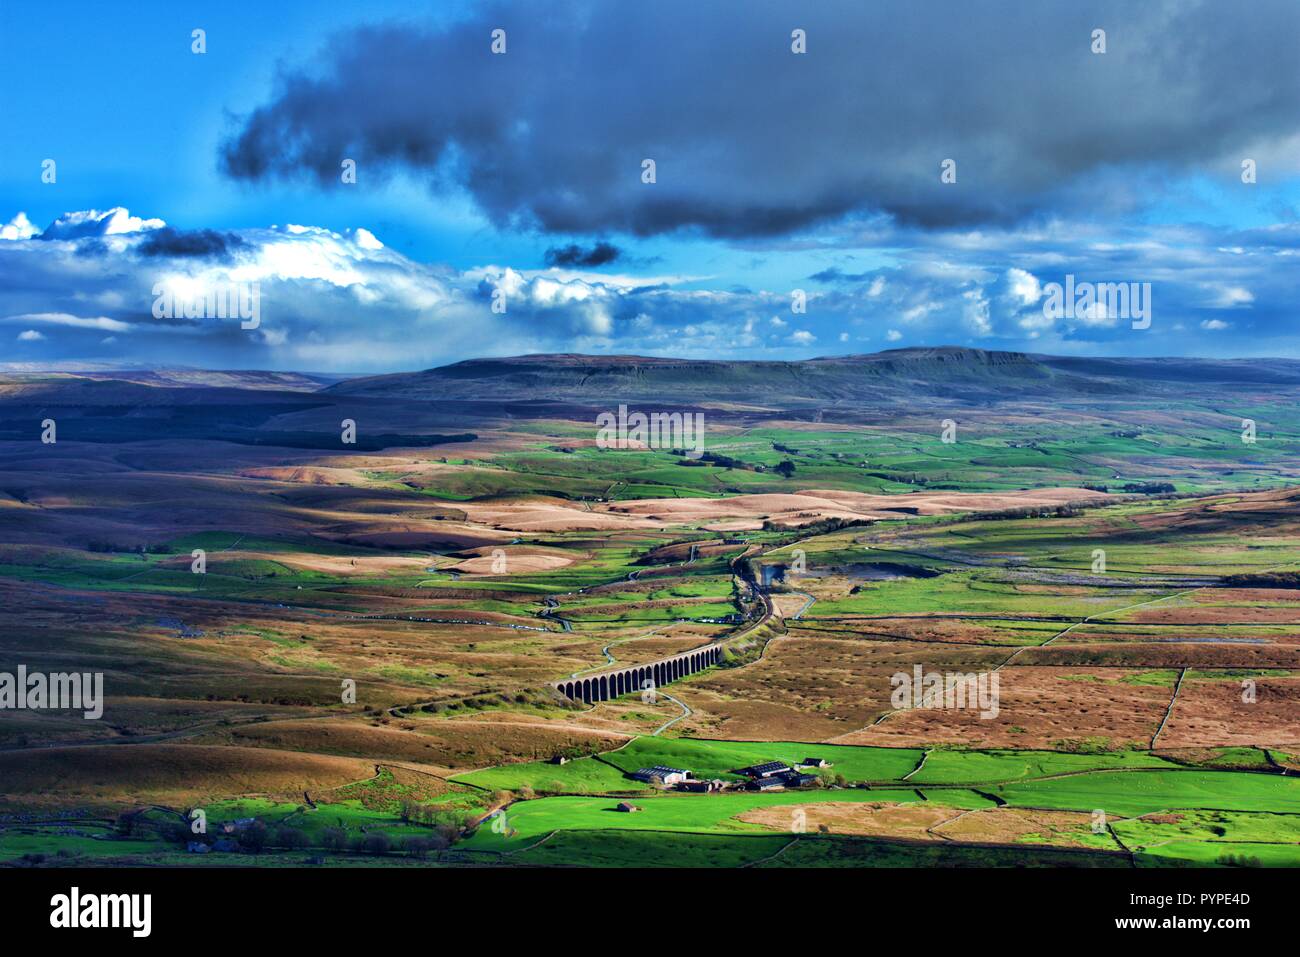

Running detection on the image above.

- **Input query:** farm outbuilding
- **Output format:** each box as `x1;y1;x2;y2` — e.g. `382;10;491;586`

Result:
736;761;793;779
632;766;694;785
783;773;820;788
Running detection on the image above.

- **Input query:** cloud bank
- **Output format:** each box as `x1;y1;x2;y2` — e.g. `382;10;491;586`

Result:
220;0;1300;237
2;206;1296;370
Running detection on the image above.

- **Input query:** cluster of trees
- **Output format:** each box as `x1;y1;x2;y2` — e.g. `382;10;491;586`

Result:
817;768;849;788
397;800;470;835
976;504;1084;521
319;827;453;859
1122;482;1177;494
1081;481;1176;494
421;689;548;714
759;515;872;535
673;450;756;470
1221;571;1300;589
670;450;795;477
148;803;465;859
155;818;299;854
86;541;170;554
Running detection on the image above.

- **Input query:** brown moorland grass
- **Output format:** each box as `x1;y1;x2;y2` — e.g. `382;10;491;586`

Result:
1158;675;1300;749
789;618;1049;645
685;636;1008;733
602;488;1111;526
449;545;577;575
673;690;851;741
1017;641;1300;670
828;666;1172;750
239;465;376;486
192;716;628;770
740;801;1106;849
0;744;375;806
738;800;955;840
1123;590;1300;626
933;806;1107;848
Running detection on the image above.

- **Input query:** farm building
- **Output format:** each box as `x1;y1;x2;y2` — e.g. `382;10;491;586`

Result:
549;755;569;765
800;758;831;769
736;761;793;779
615;802;640;813
743;766;819;790
677;779;722;793
632;766;694;785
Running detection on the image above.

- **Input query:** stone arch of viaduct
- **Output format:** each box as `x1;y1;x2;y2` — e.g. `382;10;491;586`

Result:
554;645;723;704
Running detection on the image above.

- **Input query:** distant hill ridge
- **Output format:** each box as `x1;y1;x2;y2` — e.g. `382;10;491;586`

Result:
328;347;1300;404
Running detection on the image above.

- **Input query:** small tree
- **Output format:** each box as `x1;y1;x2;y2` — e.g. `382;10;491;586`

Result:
320;827;347;852
403;836;436;859
360;832;391;857
162;822;192;845
273;825;307;849
434;823;461;848
238;821;268;854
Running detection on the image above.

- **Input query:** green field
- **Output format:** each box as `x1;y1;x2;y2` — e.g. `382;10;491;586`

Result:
910;748;1180;785
461;789;996;851
447;737;1300;866
995;769;1300;817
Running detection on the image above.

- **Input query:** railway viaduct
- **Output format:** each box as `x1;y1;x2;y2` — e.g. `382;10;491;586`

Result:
553;645;724;703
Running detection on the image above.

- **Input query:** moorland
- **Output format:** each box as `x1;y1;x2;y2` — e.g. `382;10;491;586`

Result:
3;347;1299;868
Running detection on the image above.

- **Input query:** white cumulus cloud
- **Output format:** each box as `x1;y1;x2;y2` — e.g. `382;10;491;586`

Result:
0;213;38;241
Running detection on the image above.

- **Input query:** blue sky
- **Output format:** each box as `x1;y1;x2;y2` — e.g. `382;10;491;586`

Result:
1;0;1298;372
0;1;487;261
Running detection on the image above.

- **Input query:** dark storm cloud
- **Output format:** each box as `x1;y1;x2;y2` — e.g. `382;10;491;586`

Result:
543;241;621;267
808;267;873;284
136;227;248;260
219;0;1300;237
